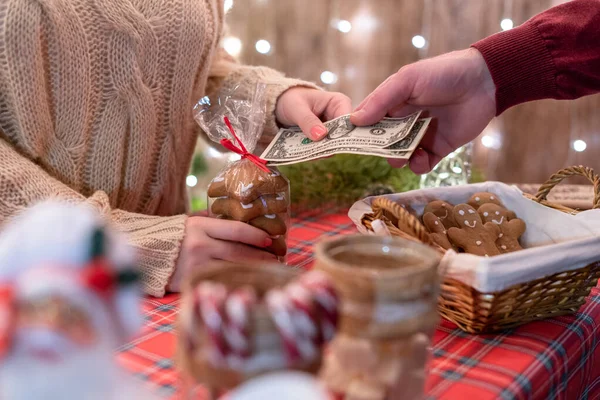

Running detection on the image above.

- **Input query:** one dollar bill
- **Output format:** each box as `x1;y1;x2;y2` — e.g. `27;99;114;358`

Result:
260;112;422;163
264;117;431;166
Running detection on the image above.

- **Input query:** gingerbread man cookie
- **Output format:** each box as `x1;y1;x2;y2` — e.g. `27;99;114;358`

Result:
447;204;501;257
211;193;288;222
423;200;456;230
422;212;453;250
249;214;287;236
207;160;288;204
467;192;504;210
478;203;526;253
266;236;287;257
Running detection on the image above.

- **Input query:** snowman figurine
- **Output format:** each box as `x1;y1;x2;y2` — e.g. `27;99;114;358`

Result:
0;201;154;400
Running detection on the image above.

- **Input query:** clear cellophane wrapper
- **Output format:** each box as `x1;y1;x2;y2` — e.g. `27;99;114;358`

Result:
194;83;291;262
314;236;440;400
177;263;323;399
206;161;290;263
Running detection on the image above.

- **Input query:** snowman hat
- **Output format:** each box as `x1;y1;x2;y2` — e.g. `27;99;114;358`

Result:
0;201;142;354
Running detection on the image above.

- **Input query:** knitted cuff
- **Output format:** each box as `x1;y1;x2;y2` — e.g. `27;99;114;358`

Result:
110;209;187;298
472;21;557;115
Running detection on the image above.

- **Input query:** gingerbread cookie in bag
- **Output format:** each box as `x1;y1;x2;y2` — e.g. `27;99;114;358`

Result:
208;160;288;204
249;214;287;236
216;213;288;237
211;192;288;222
195;83;291;260
478;204;526;253
207;159;290;258
208;167;290;258
447;204;501;257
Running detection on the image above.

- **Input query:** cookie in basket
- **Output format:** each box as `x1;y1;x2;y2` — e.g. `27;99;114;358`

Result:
422;212;453;250
467;192;519;220
467;192;504;209
478;204;526;253
447;204;501;257
423;200;456;229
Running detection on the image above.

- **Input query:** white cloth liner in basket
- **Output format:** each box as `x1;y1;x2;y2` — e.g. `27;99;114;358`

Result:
348;182;600;293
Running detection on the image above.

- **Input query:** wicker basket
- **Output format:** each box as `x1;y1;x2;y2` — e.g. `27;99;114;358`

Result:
360;166;600;333
176;262;321;399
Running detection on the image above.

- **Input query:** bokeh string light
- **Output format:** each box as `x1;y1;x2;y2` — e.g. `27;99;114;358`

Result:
186;175;198;187
501;0;514;31
255;39;272;54
223;36;242;57
320;71;338;85
411;35;426;49
573;140;587;152
500;18;514;30
336;19;352;33
481;134;502;150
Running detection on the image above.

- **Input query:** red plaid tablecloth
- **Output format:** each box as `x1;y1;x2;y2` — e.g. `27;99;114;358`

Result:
118;211;600;400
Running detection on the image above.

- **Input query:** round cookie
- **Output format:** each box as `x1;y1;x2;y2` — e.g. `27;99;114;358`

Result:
478;203;526;253
422;212;452;250
447;204;501;257
248;214;287;236
423;200;456;230
467;192;504;210
211;193;288;222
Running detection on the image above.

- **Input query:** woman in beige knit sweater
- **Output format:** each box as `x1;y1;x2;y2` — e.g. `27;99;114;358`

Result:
0;0;351;297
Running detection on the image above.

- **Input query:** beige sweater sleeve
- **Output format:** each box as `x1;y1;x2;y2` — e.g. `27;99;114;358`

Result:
0;137;186;297
0;0;323;301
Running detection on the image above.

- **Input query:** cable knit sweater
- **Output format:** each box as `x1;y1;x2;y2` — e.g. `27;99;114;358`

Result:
0;0;318;297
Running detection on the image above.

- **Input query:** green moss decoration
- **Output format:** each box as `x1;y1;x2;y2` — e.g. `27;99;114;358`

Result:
279;155;420;212
191;197;207;212
279;154;487;212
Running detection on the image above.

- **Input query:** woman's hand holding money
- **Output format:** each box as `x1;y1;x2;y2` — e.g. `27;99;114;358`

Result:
350;48;496;174
276;87;352;141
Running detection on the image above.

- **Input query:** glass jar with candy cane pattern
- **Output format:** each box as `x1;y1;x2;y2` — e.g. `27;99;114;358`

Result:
177;262;340;400
314;235;441;400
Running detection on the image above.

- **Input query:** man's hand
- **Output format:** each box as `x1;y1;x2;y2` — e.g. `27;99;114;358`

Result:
351;48;496;174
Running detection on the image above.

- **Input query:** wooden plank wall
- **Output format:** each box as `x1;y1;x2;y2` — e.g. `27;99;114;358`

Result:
225;0;599;185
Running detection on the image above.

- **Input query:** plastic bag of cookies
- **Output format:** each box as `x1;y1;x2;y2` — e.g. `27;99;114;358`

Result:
194;83;291;262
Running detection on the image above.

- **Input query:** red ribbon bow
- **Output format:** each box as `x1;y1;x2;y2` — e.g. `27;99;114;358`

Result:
220;117;270;173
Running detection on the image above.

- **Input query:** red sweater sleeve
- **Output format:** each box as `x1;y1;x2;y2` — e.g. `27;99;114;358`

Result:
472;0;600;115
